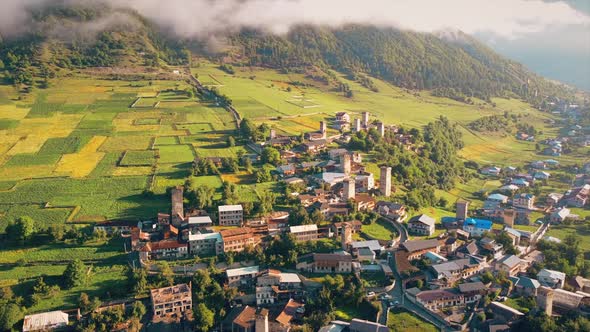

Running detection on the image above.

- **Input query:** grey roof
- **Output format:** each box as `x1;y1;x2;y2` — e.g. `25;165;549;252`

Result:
409;214;436;227
402;239;440;253
499;255;521;269
458;281;486;293
351;240;382;251
513;277;541;289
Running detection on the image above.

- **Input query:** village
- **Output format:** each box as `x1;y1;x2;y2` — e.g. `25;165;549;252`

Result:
21;110;590;332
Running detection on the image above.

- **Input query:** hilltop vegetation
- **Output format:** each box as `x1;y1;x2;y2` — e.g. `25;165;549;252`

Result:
227;25;573;104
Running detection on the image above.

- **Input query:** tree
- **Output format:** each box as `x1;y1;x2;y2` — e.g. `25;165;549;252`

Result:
63;259;87;289
129;301;146;319
10;216;35;241
194;303;214;332
131;268;148;296
258;192;276;215
244;158;253;173
261;147;281;166
158;262;174;287
227;136;236;147
194;186;215;210
255;168;272;183
0;303;23;331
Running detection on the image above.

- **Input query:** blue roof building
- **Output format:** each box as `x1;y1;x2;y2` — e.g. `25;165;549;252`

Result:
463;218;493;237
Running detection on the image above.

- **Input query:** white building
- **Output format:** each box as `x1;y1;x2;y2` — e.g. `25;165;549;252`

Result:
218;204;244;226
188;232;221;256
226;266;259;286
537;269;566;289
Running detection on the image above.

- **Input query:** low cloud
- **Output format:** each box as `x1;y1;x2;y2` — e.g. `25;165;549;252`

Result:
1;0;588;41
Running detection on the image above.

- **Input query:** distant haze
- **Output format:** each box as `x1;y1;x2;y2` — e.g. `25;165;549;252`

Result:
1;0;589;89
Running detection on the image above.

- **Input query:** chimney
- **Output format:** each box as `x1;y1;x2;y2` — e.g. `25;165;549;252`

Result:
456;201;469;221
255;309;269;332
354;118;362;132
503;209;515;228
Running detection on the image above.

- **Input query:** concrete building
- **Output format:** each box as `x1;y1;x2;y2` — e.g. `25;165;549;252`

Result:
379;166;392;197
289;224;318;242
226;266;260;287
407;214;436;236
150;284;192;318
188;232;221;256
218;204;244;226
456;200;469;221
513;193;535;210
495;255;523;276
343;178;355;200
220;227;259;253
416;289;464;310
538;269;566;289
297;252;353;273
401;239;441;260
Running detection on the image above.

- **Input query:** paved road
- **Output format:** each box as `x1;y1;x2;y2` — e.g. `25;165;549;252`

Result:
378;213;454;331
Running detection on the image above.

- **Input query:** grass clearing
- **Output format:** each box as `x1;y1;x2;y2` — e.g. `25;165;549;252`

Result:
361;219;398;240
388;308;438;332
157;145;195;163
120;150;156;166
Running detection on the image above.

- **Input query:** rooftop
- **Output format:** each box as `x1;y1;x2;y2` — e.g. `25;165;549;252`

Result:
188;232;221;242
187;216;213;225
226;265;260;278
23;311;68;332
219;204;243;212
150;284;191;304
464;218;493;230
349;318;389;332
351;240;382;251
458;281;486;293
402;239;440;253
409;214;436;226
498;255;521;269
290;224;318;233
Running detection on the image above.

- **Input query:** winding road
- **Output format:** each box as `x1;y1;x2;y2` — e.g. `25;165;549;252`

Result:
377;214;456;331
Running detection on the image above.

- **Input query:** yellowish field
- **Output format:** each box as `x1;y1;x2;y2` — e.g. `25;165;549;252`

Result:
54;152;105;178
8;135;50;155
112;166;152;176
54;137;107;178
79;136;107;153
99;135;152;152
0;164;56;180
113;118;159;132
0;105;29;119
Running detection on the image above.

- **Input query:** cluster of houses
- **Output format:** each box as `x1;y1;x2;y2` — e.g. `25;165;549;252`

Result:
478;159;590;226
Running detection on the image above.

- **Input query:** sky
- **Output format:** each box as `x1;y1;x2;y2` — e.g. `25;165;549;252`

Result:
1;0;589;89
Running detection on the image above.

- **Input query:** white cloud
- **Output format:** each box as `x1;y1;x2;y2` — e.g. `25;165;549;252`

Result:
112;0;590;39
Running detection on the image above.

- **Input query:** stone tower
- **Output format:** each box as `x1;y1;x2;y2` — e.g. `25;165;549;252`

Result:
362;112;370;128
343;177;355;201
377;122;385;137
255;309;269;332
319;121;327;138
269;129;276;139
537;286;554;316
380;166;392;197
354;118;362;132
503;209;515;228
340;153;351;175
456;200;469;221
341;223;352;251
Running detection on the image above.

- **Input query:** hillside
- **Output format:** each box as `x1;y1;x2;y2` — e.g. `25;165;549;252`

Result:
225;25;574;103
0;2;577;106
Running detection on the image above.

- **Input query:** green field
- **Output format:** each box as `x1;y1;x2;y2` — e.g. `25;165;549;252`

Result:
361;219;399;240
388;308;438;332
